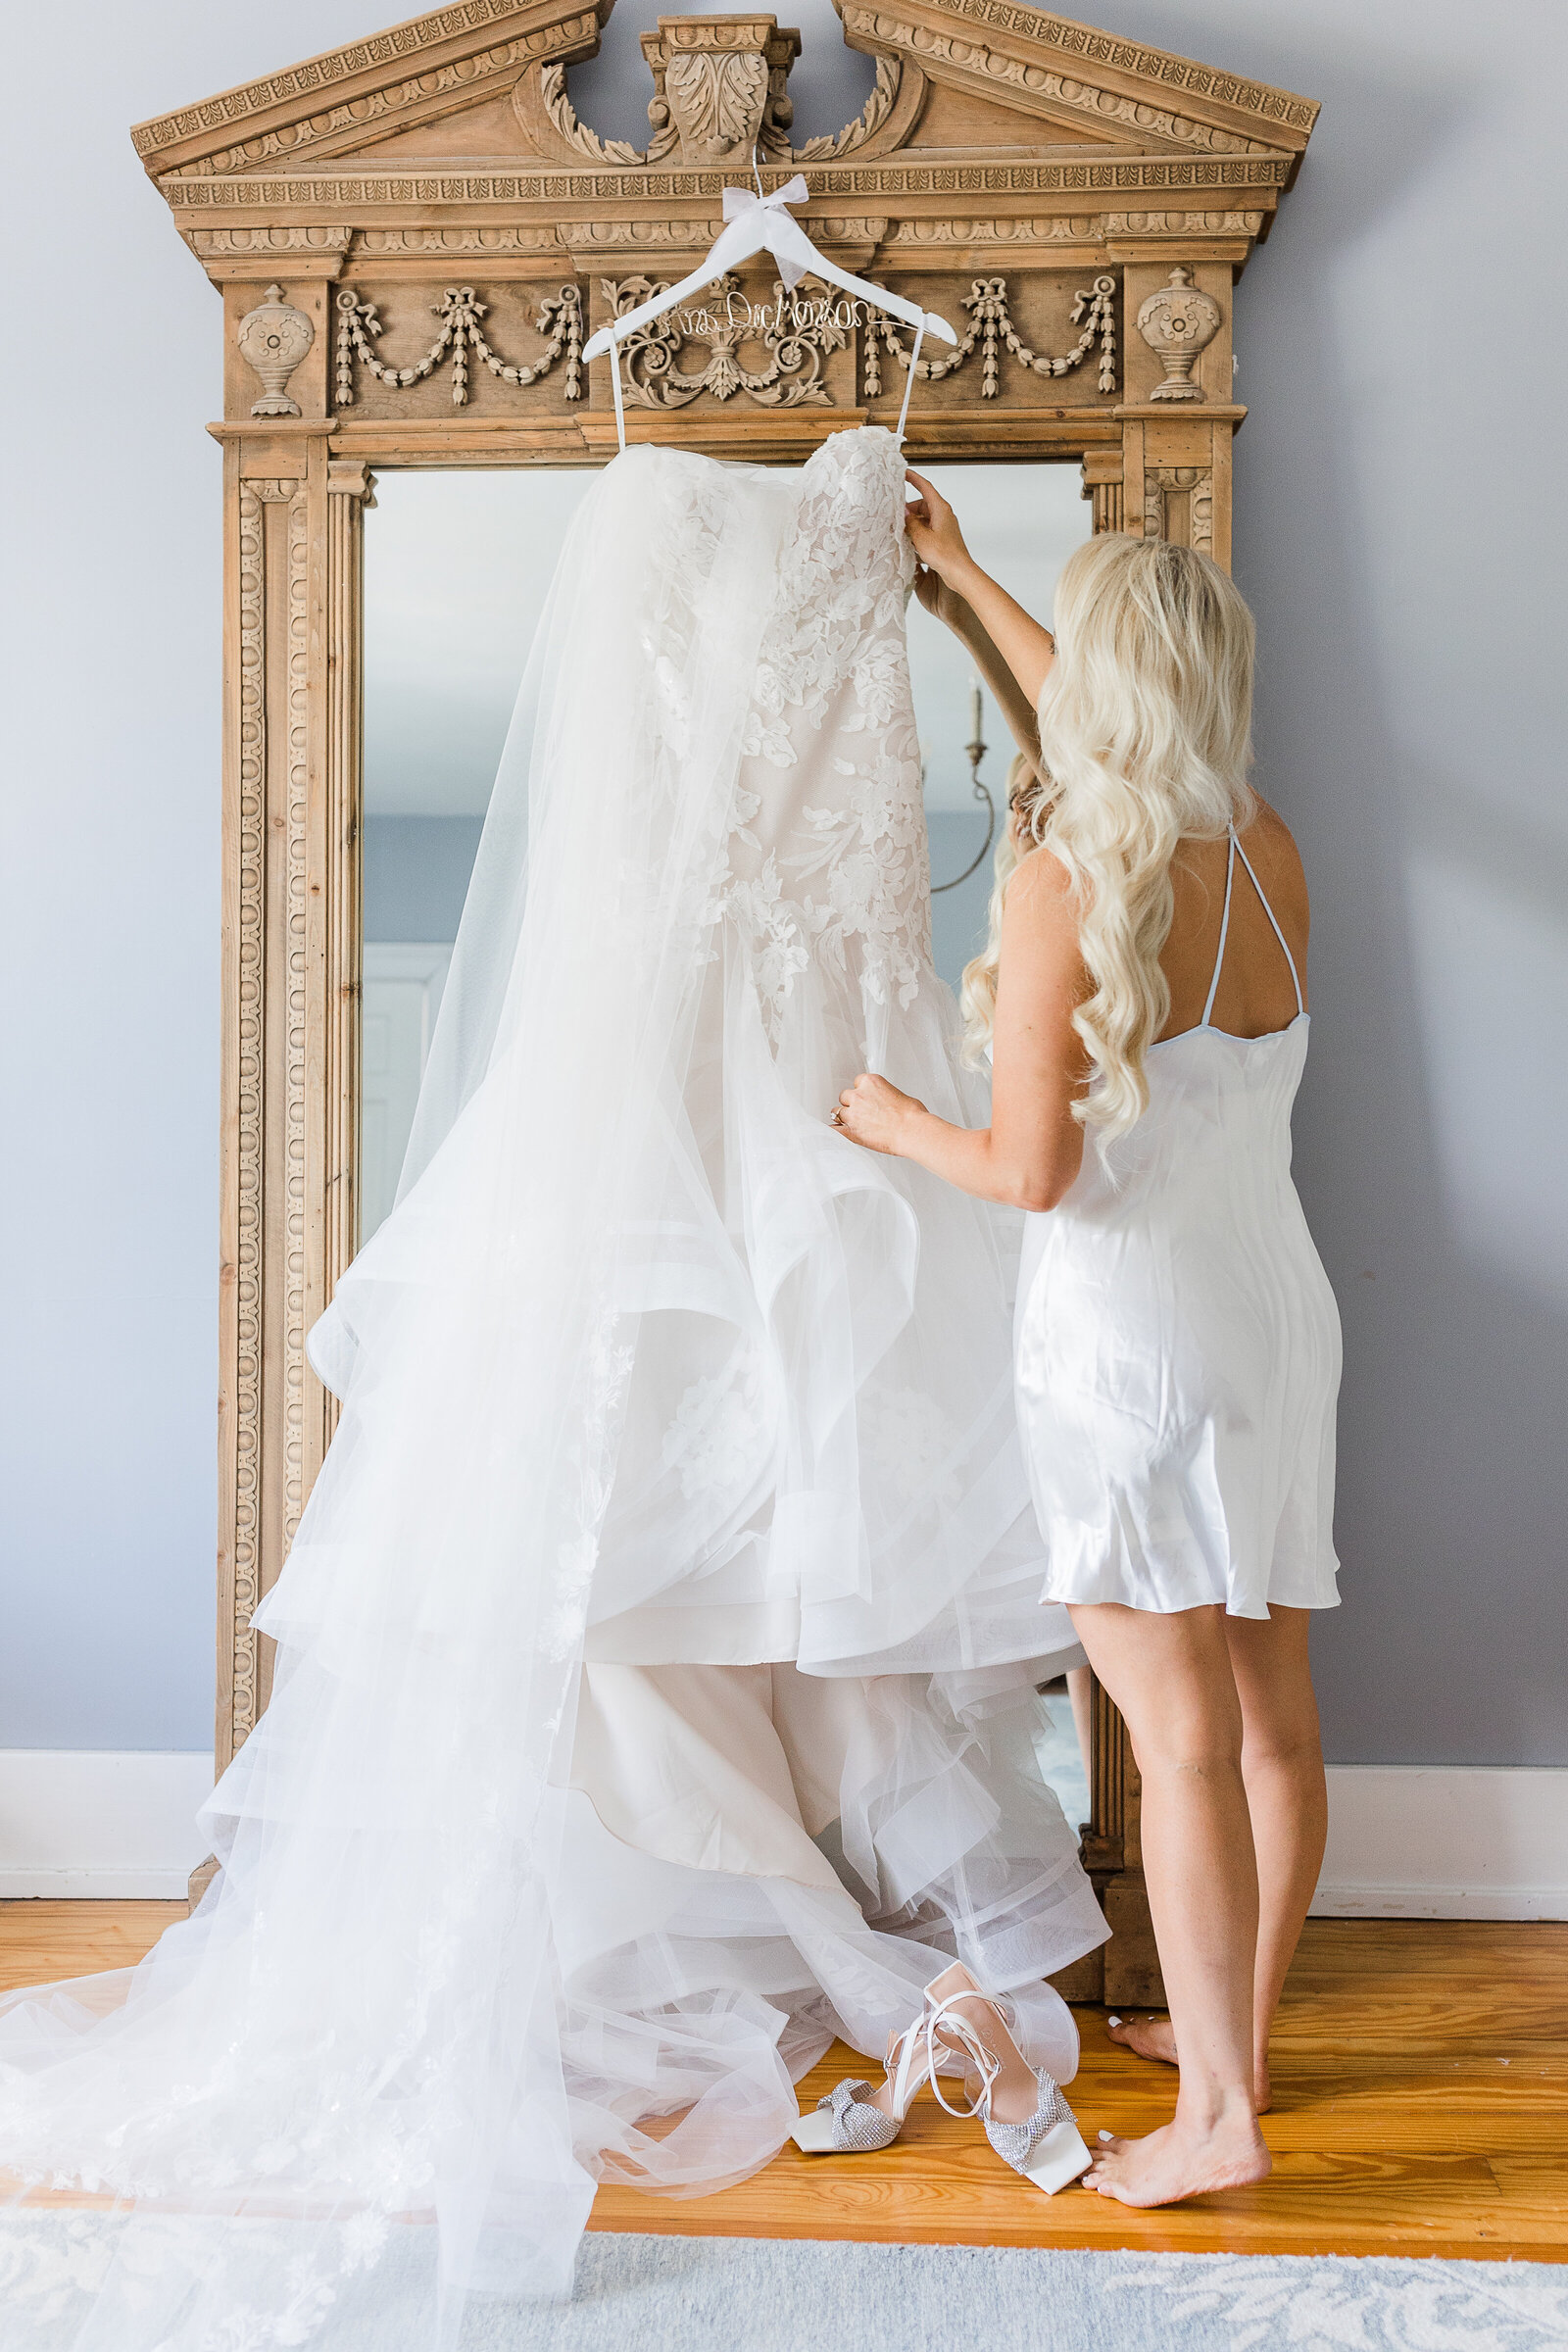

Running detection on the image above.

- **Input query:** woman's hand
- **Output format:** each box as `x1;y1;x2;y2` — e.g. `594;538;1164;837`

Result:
905;469;976;593
831;1073;924;1157
912;561;964;628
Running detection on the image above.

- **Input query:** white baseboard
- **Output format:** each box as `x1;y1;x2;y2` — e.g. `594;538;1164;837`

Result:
1;1752;1563;1918
1314;1765;1568;1921
0;1751;213;1899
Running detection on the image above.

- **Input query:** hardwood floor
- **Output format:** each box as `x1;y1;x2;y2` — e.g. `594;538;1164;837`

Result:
4;1906;1564;2262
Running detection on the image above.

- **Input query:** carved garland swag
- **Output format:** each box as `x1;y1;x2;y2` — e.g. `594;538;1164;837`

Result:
322;270;1123;412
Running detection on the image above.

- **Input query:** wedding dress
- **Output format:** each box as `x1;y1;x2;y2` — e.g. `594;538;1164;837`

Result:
0;425;1103;2349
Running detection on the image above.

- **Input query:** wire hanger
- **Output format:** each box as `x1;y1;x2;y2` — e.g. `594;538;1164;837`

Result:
582;158;956;454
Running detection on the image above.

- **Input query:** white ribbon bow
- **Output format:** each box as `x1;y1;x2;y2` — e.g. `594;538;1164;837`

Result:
715;173;813;289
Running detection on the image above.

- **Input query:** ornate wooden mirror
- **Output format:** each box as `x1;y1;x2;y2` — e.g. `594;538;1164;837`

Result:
135;0;1316;2000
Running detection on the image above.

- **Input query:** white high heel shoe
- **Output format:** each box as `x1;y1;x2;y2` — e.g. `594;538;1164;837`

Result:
923;1962;1093;2195
790;2004;943;2153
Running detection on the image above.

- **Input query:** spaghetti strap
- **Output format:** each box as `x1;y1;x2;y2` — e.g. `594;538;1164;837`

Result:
1199;830;1238;1029
1231;829;1305;1015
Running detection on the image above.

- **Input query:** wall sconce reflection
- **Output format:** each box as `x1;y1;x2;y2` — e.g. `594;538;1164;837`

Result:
929;675;997;894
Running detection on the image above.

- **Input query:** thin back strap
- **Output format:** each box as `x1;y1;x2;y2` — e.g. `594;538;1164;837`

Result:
1231;830;1305;1015
1200;829;1238;1028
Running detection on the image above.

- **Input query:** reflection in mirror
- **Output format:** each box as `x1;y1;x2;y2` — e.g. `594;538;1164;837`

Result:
362;459;1092;1242
362;455;1095;1822
362;472;593;1241
906;464;1092;987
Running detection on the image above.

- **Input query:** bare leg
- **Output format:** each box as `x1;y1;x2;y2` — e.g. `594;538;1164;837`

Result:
1066;1662;1093;1784
1069;1602;1271;2207
1225;1607;1327;2111
1103;1609;1327;2114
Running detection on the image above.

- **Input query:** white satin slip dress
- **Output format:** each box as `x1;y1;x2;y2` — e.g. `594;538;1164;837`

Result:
1015;826;1343;1618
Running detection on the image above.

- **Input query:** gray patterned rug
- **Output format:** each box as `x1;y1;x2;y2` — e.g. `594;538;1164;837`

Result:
3;2214;1564;2350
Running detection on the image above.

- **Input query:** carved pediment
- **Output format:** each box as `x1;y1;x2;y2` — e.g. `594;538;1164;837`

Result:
132;0;1317;181
130;0;614;177
835;2;1315;165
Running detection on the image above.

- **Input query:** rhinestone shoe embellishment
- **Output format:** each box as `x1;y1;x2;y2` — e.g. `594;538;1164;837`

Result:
813;2077;901;2153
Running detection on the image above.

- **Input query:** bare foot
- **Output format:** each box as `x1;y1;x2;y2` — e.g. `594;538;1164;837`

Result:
1106;2015;1272;2115
1107;2012;1177;2067
1083;2113;1271;2207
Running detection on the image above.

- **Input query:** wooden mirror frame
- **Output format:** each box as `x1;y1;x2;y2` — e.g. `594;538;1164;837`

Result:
137;0;1315;1998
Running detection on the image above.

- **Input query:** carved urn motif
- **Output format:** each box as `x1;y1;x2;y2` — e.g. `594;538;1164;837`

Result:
1135;266;1222;402
236;283;315;417
641;14;800;165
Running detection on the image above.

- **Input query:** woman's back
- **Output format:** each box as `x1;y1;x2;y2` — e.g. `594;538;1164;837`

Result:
1157;801;1308;1047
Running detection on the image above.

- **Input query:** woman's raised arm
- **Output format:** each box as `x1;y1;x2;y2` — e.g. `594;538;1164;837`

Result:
913;566;1043;775
906;469;1057;705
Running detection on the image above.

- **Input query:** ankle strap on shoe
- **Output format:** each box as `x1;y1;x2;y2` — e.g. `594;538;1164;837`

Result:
922;1996;1001;2120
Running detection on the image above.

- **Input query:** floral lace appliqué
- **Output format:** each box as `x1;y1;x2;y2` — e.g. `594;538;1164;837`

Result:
719;430;934;1036
662;1353;765;1500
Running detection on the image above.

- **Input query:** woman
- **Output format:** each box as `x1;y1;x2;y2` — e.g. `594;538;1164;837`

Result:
834;475;1342;2209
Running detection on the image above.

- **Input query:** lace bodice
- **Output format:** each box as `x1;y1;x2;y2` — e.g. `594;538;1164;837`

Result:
721;428;932;1033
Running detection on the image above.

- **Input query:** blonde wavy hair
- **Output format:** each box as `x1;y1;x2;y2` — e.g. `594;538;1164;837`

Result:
960;532;1257;1142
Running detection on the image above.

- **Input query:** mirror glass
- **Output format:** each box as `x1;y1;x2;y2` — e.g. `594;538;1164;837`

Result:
362;456;1093;1821
361;460;1091;1241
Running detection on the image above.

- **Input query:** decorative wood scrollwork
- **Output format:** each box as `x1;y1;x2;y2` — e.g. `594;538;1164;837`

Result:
640;16;800;165
235;284;315;417
835;1;1304;157
535;63;644;166
281;490;312;1567
231;480;275;1751
863;272;1117;399
791;58;906;162
525;46;911;170
1081;452;1125;534
333;282;583;407
601;272;849;409
1144;466;1215;553
1135;265;1221;402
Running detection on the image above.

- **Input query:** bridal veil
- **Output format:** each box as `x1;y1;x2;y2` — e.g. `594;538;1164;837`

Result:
0;428;1102;2349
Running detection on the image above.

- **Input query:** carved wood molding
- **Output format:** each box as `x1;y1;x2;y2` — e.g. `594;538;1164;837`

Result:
189;225;355;277
520;46;921;171
601;270;850;409
133;0;613;175
172;31;600;180
281;492;313;1576
1080;446;1123;533
791;57;924;163
334;281;583;405
228;478;276;1756
840;0;1317;151
1103;209;1262;238
563;215;883;265
640;16;800;166
355;226;565;255
1135;264;1221;400
227;474;311;1753
324;465;375;1446
841;5;1290;160
134;0;1314;182
236;285;317;416
1144;463;1214;553
525;61;646;164
864;269;1116;398
160;154;1294;212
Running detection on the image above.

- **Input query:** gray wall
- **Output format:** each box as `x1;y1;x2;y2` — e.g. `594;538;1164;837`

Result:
3;0;1562;1761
